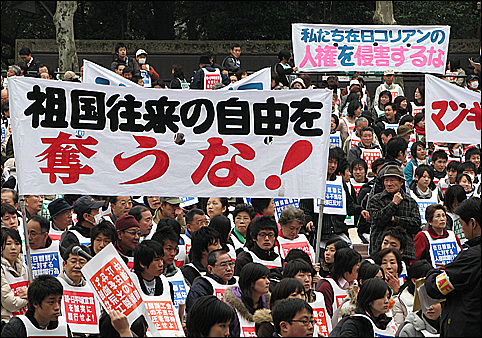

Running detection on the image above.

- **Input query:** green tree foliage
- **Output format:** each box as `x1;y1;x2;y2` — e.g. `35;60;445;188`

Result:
1;1;479;69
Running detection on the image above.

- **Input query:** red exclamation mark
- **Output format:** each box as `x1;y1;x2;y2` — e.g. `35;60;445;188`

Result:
265;140;313;190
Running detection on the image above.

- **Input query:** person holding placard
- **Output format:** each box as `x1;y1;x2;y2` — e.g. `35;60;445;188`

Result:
413;204;463;269
347;126;382;172
1;274;72;337
1;228;28;324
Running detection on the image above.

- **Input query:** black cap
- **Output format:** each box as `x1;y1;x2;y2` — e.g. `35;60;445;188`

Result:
48;198;73;220
199;55;211;65
73;196;105;216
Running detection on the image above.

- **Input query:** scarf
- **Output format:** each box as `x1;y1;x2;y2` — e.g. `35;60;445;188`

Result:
415;125;425;135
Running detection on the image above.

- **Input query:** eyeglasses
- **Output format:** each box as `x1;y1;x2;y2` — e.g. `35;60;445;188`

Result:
257;232;275;239
196;220;210;226
215;261;235;268
28;231;45;237
124;230;142;237
290;319;316;327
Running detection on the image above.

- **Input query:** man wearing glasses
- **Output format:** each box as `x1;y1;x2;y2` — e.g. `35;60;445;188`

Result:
185;249;237;313
272;298;315;337
115;213;142;269
108;196;133;224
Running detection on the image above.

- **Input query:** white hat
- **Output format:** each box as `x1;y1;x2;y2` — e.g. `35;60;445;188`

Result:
349;79;360;87
290;78;306;89
136;49;147;57
384;69;395;75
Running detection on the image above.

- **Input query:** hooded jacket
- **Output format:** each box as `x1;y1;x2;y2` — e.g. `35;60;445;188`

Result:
396;310;439;337
253;308;274;337
224;286;270;337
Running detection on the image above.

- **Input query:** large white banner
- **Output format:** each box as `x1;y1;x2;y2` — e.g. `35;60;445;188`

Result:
425;74;481;143
220;67;271;90
8;77;331;198
292;24;450;74
83;59;141;87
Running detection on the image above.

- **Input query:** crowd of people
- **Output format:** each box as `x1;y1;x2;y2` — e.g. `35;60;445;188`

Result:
0;43;481;337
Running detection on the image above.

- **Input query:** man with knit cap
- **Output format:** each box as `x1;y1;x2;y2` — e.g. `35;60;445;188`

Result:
115;213;141;268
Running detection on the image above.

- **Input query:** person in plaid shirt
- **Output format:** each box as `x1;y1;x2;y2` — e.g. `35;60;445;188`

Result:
368;165;422;264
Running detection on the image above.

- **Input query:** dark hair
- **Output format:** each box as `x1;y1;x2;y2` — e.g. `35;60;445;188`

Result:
27;274;63;307
325;237;350;250
284;249;312;266
446;160;461;173
115;62;126;70
347;100;362;118
232;203;255;219
115;42;127;53
414;111;425;126
122;66;134;75
239;262;269;300
1;202;18;218
425;204;446;224
151;224;179;248
356;278;390;313
384;102;397;112
250;198;272;215
381;128;396;138
432;149;448;162
413;86;425;105
270;278;305;308
283;259;314;278
372;157;387;174
385;136;408;160
1;188;19;205
331;114;340;130
350;158;368;176
230;43;241;50
359;126;374;138
443;185;467;213
28;215;50;234
373;248;403;275
128;205;150;223
189;227;221;263
247;215;278;250
413;164;436;190
207;249;228;267
465;147;481;163
208;215;231;246
330;248;362;281
455;197;480;227
298;73;312;88
235;68;247;81
1;227;21;250
457;161;476;175
99;312;148;338
156;217;181;237
405;259;433;295
62;243;91;261
186;295;235;337
411;141;426;160
207;197;229;216
185;208;205;225
399;115;414;127
448;58;461;71
90;220;118;249
378;90;393;107
336;159;350;176
133;240;164;274
456;173;472;186
357;261;384;284
278;49;291;61
272;298;313;334
19;47;31;56
172;64;185;80
380;226;409;252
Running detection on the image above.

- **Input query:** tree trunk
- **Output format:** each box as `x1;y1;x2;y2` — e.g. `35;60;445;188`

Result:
54;1;78;72
373;1;404;91
373;1;397;25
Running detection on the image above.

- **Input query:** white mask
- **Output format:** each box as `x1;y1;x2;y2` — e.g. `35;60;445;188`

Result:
470;81;479;89
88;213;103;226
138;58;146;64
453;147;462;157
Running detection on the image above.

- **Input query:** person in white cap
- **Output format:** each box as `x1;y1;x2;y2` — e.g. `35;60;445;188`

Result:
372;69;404;110
135;49;159;87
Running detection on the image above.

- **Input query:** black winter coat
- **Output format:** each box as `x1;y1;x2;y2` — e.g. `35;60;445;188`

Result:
425;236;481;337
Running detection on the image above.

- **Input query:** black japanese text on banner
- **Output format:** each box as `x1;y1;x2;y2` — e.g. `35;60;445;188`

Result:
292;24;450;74
8;77;331;198
425;74;481;143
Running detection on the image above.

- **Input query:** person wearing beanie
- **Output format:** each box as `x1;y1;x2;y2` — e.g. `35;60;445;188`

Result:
115;213;141;268
190;54;230;89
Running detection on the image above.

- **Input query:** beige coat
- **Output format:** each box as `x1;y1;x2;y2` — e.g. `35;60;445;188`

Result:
1;254;29;323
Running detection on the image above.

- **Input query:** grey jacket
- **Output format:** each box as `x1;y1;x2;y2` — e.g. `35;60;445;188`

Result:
396;311;439;337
